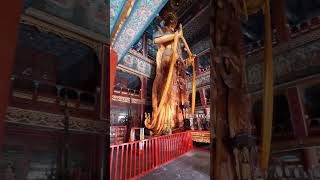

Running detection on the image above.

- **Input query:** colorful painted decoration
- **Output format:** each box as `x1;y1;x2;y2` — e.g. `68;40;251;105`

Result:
110;0;127;34
112;0;169;61
246;40;320;92
119;53;155;77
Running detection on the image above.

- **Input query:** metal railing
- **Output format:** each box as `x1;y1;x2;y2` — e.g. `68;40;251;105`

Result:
110;131;193;180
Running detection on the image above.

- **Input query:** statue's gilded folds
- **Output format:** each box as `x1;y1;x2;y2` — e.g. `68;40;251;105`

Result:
145;18;194;135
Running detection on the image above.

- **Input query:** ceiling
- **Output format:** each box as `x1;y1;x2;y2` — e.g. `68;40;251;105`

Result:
111;0;169;61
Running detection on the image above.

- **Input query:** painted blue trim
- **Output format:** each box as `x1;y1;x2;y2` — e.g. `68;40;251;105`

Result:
118;0;168;61
114;0;169;62
110;0;127;35
112;0;139;53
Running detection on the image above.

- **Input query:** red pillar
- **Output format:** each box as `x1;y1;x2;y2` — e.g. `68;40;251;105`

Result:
271;0;290;42
140;76;147;99
287;87;308;138
194;57;201;75
199;88;207;108
110;48;118;103
101;47;118;119
140;76;147;126
0;0;22;149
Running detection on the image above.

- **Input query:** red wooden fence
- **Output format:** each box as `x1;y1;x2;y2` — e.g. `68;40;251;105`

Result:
110;131;193;180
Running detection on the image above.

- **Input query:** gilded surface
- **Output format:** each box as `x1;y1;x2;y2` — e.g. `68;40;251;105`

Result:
145;21;195;135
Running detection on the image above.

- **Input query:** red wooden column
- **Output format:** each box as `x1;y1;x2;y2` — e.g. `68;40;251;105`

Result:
110;48;118;103
199;88;207;107
140;76;147;125
140;76;147;99
194;57;201;75
271;0;290;42
101;47;117;119
194;57;207;112
287;87;308;138
0;1;22;149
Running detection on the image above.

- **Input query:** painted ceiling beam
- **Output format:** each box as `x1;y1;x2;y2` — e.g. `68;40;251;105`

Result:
110;0;127;34
112;0;169;61
110;0;136;46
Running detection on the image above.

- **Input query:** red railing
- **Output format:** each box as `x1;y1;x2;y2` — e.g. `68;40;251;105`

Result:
110;131;193;180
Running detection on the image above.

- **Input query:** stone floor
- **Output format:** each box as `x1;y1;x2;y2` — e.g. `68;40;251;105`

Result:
138;150;210;180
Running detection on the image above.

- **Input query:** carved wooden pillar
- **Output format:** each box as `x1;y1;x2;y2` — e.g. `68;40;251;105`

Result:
271;0;290;42
287;87;308;138
0;0;22;150
210;0;255;179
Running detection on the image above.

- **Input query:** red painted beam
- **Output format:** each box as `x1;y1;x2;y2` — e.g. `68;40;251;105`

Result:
0;0;22;149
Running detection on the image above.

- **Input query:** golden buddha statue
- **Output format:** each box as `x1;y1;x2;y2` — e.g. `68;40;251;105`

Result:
145;13;196;135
